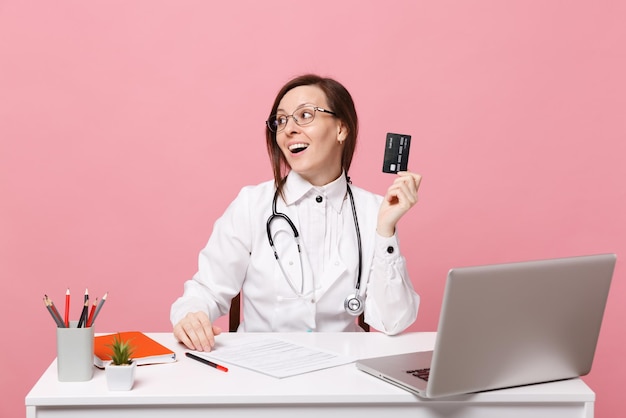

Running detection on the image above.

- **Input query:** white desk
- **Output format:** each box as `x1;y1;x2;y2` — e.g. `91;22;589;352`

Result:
25;332;595;418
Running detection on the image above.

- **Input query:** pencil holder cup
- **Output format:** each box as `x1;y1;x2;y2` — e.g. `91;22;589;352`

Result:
56;321;94;382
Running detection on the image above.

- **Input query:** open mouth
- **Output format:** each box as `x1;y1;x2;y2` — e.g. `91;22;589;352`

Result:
289;143;309;154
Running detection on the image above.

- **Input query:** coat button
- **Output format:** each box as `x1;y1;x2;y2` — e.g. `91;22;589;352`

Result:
387;246;394;254
315;195;323;203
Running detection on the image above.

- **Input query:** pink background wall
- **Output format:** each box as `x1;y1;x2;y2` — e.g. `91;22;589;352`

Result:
1;1;624;416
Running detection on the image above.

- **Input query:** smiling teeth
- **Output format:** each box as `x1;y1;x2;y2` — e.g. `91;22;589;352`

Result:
289;143;309;152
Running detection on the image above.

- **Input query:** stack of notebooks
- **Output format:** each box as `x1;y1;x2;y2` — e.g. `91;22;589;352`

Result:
93;331;176;368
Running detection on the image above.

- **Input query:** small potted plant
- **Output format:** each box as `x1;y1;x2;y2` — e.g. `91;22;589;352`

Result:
104;333;136;390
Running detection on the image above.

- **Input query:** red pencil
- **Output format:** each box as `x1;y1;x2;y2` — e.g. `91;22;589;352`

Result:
64;288;70;328
87;298;98;327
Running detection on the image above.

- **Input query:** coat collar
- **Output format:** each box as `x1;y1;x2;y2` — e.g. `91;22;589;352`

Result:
283;171;348;213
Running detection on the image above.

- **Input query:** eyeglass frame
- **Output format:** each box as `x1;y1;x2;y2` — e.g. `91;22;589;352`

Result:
266;105;337;133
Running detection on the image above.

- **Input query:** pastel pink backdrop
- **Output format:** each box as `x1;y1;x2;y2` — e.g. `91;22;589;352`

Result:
1;1;624;417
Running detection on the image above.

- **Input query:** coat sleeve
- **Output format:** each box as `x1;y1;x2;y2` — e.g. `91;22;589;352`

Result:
355;183;420;335
363;232;420;334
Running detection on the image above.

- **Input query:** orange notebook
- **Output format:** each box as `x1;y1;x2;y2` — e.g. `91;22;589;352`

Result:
93;331;177;368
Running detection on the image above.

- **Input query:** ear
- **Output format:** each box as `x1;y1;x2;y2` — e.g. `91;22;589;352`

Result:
337;121;348;144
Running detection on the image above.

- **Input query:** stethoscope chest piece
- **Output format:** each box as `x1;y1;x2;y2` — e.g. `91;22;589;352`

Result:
344;293;364;316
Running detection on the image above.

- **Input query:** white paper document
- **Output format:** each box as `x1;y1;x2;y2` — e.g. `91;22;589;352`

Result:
192;336;356;378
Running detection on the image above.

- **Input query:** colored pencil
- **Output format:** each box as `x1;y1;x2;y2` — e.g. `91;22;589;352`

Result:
64;288;70;328
77;299;89;328
44;296;65;327
87;298;98;327
47;295;65;328
91;292;108;325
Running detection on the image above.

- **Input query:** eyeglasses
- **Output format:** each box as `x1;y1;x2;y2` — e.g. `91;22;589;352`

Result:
266;106;336;133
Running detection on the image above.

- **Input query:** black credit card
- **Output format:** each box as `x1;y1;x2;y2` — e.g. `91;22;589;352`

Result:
382;132;411;173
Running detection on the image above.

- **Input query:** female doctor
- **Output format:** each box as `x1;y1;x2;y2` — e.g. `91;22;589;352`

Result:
171;74;422;352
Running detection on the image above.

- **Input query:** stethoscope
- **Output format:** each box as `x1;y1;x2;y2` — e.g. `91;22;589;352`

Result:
266;178;364;316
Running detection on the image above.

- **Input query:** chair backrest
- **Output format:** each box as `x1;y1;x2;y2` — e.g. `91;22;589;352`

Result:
229;293;369;332
229;293;242;332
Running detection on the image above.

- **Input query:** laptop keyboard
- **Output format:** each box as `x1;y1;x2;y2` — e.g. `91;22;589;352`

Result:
407;368;430;382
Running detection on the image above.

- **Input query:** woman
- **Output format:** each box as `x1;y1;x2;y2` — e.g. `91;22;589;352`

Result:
171;74;421;352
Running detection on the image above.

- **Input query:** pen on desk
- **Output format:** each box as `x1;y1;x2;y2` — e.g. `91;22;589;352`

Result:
64;288;70;328
185;352;229;372
90;291;107;325
43;296;65;328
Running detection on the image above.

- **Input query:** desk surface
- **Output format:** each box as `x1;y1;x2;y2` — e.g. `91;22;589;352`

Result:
26;332;595;418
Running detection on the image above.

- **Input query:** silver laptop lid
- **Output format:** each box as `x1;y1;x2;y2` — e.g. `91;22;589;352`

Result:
427;253;615;398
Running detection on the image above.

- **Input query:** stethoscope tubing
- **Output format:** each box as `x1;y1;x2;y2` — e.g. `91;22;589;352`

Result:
266;180;364;315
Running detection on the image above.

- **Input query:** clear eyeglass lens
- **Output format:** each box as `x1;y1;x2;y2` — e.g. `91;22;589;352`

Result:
269;107;317;132
271;116;286;131
294;107;316;125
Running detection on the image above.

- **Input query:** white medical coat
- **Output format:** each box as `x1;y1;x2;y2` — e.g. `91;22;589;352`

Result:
170;172;419;334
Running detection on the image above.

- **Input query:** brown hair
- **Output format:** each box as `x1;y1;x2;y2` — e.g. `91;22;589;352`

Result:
265;74;359;196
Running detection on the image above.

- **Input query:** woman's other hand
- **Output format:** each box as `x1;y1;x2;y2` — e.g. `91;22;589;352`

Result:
173;311;223;352
377;171;422;237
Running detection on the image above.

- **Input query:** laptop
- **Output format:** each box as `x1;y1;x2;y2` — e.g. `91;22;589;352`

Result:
356;253;616;398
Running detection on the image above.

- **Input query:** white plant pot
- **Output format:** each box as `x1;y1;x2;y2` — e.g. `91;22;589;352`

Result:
105;362;136;391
